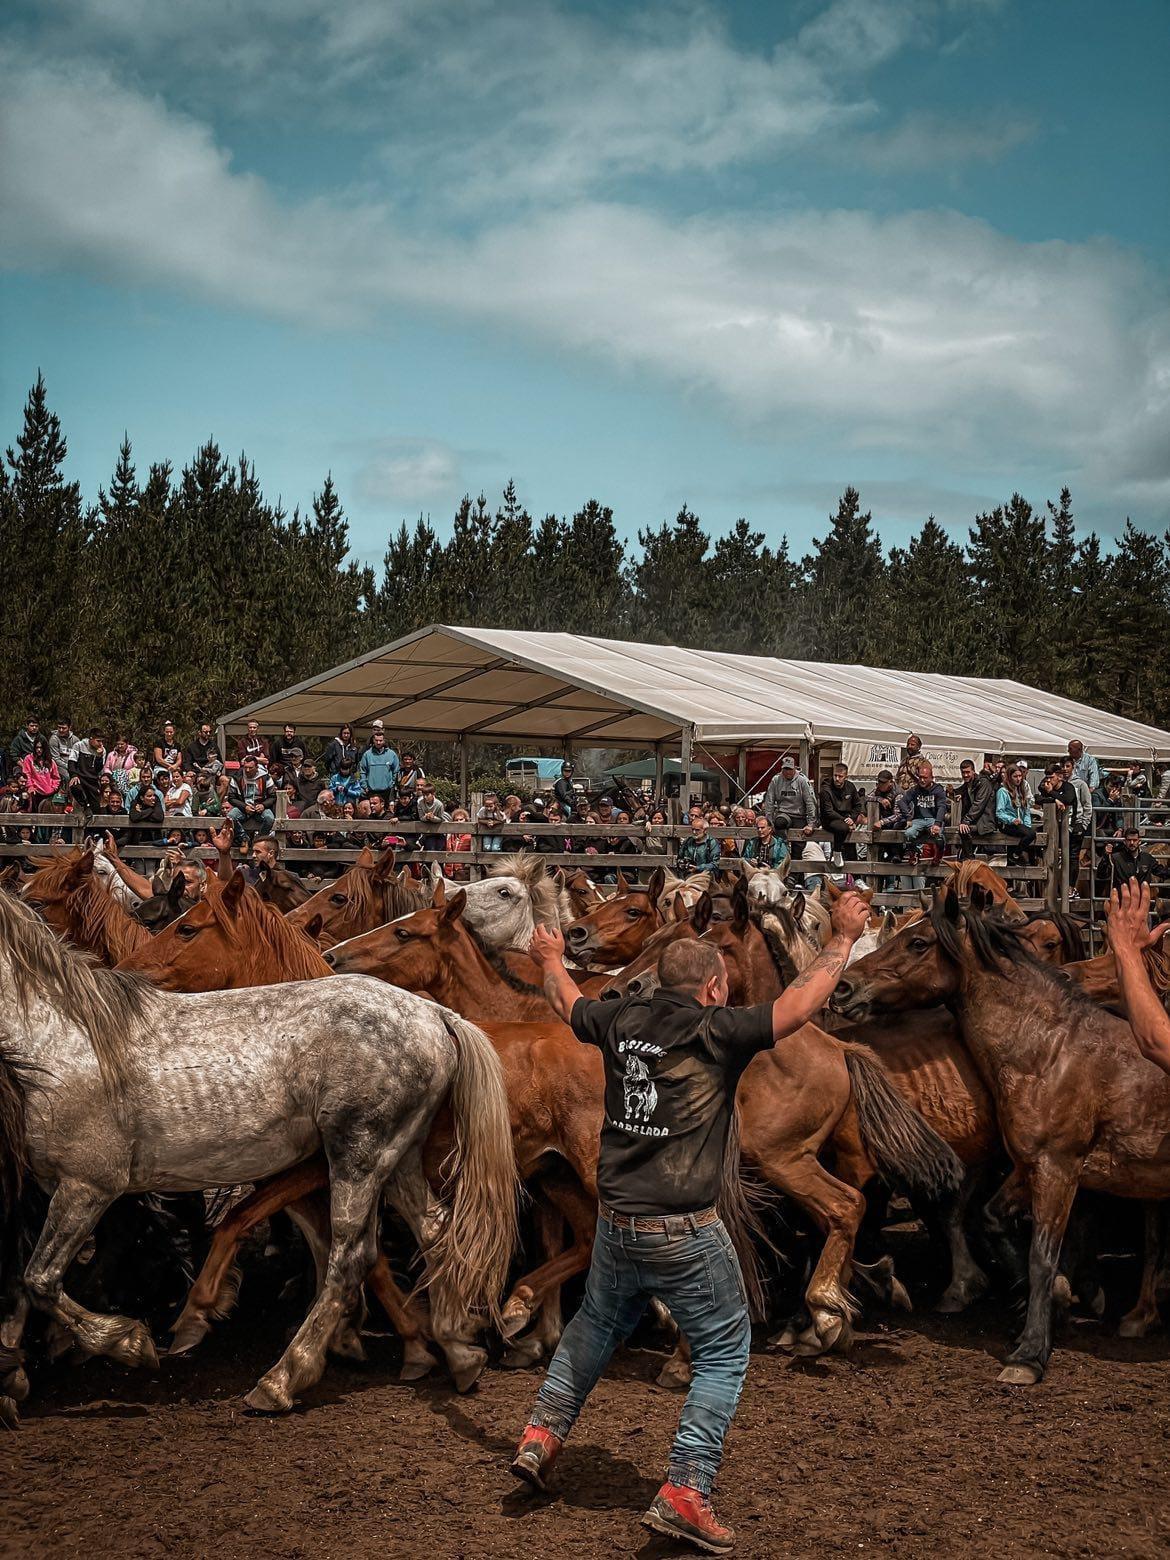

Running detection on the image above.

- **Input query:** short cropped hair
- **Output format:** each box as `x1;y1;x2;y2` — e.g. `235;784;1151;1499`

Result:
658;939;726;995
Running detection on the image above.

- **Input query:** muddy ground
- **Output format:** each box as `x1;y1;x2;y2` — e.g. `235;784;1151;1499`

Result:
3;1281;1168;1560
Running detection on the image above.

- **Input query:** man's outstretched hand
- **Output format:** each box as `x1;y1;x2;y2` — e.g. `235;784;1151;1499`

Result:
529;923;567;968
830;890;872;943
1108;879;1170;957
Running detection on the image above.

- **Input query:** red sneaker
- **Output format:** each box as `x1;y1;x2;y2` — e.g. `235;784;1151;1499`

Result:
642;1482;734;1554
509;1425;562;1493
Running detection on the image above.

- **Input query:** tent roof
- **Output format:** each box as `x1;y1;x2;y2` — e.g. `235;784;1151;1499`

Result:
220;624;1170;760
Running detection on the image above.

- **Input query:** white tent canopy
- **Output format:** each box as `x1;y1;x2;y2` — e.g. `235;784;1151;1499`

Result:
219;625;1170;760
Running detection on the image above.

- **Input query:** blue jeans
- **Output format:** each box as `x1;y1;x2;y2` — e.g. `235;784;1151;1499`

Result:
228;805;274;838
902;818;940;890
528;1214;751;1495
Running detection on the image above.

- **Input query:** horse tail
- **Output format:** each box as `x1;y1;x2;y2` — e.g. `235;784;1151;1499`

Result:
717;1103;777;1322
0;1046;31;1283
843;1045;963;1202
429;1014;520;1329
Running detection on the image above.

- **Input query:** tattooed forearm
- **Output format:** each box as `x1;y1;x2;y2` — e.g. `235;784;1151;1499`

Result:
772;933;855;1039
788;935;851;991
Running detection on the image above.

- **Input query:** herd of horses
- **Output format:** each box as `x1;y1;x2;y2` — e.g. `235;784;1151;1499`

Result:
1;840;1169;1428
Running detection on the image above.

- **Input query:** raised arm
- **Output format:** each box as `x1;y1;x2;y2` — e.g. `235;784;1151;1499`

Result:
1108;880;1170;1073
528;923;585;1025
771;891;869;1041
101;832;154;900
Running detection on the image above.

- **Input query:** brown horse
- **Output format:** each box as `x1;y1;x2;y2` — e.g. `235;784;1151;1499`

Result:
564;866;667;965
1063;931;1170;1011
22;847;151;964
253;861;313;913
833;894;1170;1384
116;869;330;989
287;845;430;947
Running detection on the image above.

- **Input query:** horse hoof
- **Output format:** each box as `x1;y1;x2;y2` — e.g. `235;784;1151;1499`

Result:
1052;1275;1072;1308
1118;1316;1155;1339
656;1361;692;1391
166;1317;210;1357
769;1325;800;1353
792;1322;831;1358
110;1323;159;1370
499;1297;533;1341
245;1377;294;1413
399;1353;436;1382
889;1277;912;1313
329;1329;367;1363
451;1350;488;1394
997;1363;1042;1386
0;1394;19;1428
501;1338;545;1370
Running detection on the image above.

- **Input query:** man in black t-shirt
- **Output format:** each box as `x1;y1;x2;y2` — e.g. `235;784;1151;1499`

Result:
511;892;869;1553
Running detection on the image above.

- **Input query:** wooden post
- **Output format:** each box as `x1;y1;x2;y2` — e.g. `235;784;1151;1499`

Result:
1059;804;1071;914
653;743;664;803
1042;802;1058;911
459;734;469;808
798;737;810;778
737;747;747;799
680;725;693;814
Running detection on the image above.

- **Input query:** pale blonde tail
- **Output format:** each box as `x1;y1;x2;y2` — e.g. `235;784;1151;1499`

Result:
430;1015;519;1327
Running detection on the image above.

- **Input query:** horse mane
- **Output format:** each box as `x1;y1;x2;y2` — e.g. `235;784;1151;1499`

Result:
930;898;1099;1015
0;888;155;1092
25;849;151;962
488;853;569;928
463;922;545;995
750;907;802;988
947;860;1024;920
207;882;332;981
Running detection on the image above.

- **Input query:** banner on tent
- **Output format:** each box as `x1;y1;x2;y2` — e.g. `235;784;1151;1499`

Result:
841;740;980;785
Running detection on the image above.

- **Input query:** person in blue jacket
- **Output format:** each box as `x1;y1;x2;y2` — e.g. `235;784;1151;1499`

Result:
359;728;401;802
995;761;1037;864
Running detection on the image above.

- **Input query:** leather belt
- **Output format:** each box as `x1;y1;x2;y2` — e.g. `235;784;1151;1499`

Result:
599;1204;720;1234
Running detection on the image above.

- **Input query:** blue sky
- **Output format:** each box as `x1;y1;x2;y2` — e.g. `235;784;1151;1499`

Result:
1;0;1167;569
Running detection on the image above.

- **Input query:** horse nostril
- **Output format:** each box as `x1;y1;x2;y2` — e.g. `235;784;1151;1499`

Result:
568;925;586;942
600;987;620;1002
832;979;853;1003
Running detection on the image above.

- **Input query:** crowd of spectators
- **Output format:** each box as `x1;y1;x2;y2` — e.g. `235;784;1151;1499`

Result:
1;714;1165;895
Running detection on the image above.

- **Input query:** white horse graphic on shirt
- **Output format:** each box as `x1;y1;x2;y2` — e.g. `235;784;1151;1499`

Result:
622;1054;658;1123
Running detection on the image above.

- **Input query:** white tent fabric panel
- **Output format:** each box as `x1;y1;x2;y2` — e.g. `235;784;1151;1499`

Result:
219;624;1170;759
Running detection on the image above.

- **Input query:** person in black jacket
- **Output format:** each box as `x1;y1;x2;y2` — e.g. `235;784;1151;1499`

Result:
554;760;579;821
957;758;996;859
818;762;863;861
185;720;223;774
67;729;107;812
319;723;357;777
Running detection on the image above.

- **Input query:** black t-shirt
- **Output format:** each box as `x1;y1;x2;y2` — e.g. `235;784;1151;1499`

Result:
569;989;774;1216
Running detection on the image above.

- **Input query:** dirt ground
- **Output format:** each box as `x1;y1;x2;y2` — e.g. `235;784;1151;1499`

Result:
4;1285;1169;1560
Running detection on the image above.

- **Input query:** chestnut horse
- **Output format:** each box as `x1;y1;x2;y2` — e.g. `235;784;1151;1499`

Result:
564;866;668;966
22;847;151;964
287;845;430;947
833;894;1170;1384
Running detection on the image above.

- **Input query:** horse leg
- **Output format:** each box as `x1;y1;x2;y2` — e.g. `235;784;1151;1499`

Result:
982;1165;1030;1287
284;1194;367;1363
500;1190;594;1345
760;1150;864;1356
169;1157;329;1355
935;1166;991;1314
245;1163;388;1413
1120;1202;1168;1339
380;1147;487;1394
364;1251;438;1382
999;1157;1078;1386
0;1290;31;1420
23;1180;159;1369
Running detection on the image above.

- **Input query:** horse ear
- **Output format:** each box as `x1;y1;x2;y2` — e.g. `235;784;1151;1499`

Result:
65;849;94;885
553;867;566;888
792;890;806;924
615;869;630;893
857;880;874;903
167;875;186;907
432;876;448;907
441;887;466;923
671;892;689;922
918;890;933;912
222;868;247;917
304;912;324;943
692;890;713;937
731;878;749;934
943;885;961;923
373;847;397;881
355;843;375;869
824;877;842;901
970;882;992;915
741;861;756;881
646;865;666;908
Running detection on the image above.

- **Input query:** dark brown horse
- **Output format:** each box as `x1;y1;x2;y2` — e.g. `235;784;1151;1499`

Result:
833;894;1170;1384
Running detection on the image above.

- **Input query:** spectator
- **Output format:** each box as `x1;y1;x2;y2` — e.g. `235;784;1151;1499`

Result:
192;770;223;818
104;732;138;785
445;807;473;879
19;736;61;808
895;733;926;791
68;729;107;812
1101;825;1161;892
127;771;165;839
164;769;194;816
741;814;790;869
152;720;183;778
330;758;365;807
9;716;39;768
49;717;82;778
398;751;426;794
676;810;722;875
819;761;864;862
415;778;449;854
478;789;504;853
1060;755;1092;850
1094;774;1127;839
763;756;818;839
995;762;1037;865
226;756;276;839
270;723;303;772
185;720;222;774
893;760;948;850
235;719;270;768
1126;760;1152;802
1068;739;1101;794
359;728;400;802
1037;763;1076;831
553;760;579;820
320;723;357;776
957;758;996;859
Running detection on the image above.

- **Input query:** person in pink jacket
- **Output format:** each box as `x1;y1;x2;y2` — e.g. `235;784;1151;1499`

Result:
19;736;61;801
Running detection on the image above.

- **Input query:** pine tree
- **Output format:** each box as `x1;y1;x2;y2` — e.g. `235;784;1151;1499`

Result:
629;506;713;646
967;493;1049;677
798;488;886;663
883;517;975;673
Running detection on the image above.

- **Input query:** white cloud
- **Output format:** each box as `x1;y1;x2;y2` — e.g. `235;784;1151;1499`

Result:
1;39;1166;515
353;438;463;510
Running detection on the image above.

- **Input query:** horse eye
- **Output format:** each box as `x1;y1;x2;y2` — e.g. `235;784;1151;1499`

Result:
330;893;346;906
497;887;511;898
395;927;412;941
627;907;642;918
176;923;198;939
909;936;929;952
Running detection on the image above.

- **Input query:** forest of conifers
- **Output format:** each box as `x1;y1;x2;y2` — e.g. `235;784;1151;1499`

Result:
2;374;1167;745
